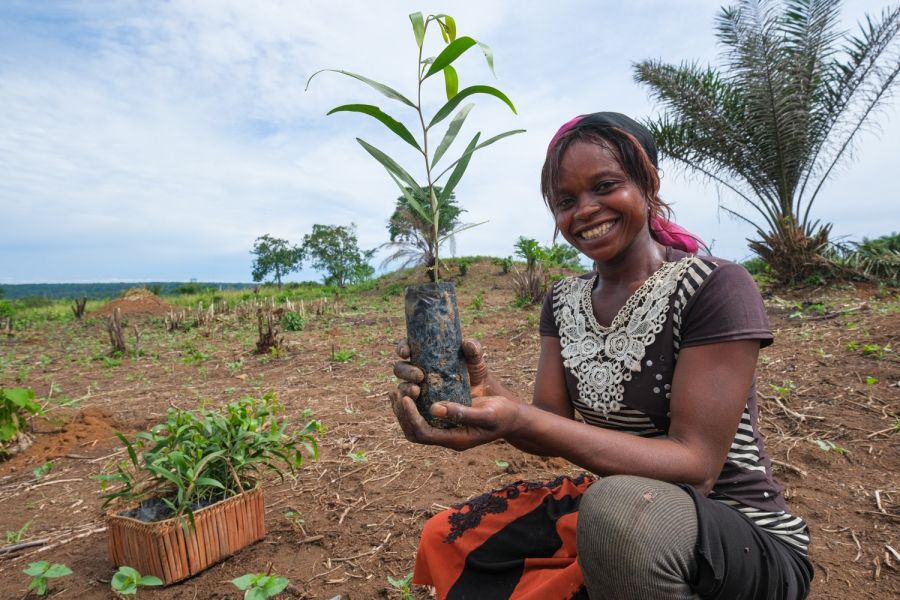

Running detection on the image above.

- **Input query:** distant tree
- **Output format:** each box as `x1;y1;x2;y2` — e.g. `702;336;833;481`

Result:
301;223;374;288
634;0;900;283
381;186;468;282
543;243;583;270
250;235;302;287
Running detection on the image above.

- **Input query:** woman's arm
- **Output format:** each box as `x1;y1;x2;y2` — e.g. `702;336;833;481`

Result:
399;338;758;494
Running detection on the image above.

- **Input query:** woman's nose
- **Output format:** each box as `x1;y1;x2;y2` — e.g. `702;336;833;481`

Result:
573;195;603;220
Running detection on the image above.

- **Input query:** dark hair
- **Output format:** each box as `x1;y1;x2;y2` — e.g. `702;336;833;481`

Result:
540;126;672;233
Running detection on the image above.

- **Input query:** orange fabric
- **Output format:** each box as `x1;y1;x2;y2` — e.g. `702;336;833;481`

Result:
414;475;593;600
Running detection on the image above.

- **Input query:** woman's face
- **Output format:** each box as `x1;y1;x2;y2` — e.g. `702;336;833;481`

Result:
551;141;651;265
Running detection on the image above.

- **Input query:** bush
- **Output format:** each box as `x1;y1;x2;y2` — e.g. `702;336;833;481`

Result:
175;282;202;295
493;256;514;274
281;311;306;332
842;232;900;284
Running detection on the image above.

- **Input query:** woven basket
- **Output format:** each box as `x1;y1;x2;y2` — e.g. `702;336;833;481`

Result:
106;487;266;585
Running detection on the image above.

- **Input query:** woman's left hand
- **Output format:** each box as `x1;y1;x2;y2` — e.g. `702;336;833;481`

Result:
387;390;523;451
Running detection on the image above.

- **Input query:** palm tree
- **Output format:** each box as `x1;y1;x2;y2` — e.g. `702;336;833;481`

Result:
634;0;900;283
381;186;468;281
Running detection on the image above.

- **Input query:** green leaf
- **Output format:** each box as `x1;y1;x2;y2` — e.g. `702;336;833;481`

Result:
264;576;290;595
478;41;495;75
115;431;138;467
305;70;416;108
231;573;257;590
43;564;72;578
439;133;480;204
424;37;477;79
194;477;226;490
409;12;425;49
24;561;49;577
428;85;517;129
327;104;421;151
432;103;474;167
3;387;41;414
355;138;423;194
246;588;267;600
139;575;163;586
435;129;526;181
30;577;48;595
443;65;459;100
442;15;457;42
438;220;488;244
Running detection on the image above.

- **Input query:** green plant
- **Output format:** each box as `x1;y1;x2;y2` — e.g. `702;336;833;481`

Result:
251;235;302;288
307;11;523;283
110;565;163;596
0;387;42;455
349;450;368;463
865;376;878;385
6;518;32;544
33;461;53;479
388;572;414;600
470;292;484;311
231;573;290;600
281;310;306;332
301;223;374;288
494;256;513;274
332;349;355;363
815;439;849;454
770;380;795;399
862;343;890;359
23;561;72;596
495;459;510;470
635;1;900;284
97;392;323;526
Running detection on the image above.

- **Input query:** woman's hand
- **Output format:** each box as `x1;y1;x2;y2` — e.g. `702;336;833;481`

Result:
387;390;523;451
393;338;493;400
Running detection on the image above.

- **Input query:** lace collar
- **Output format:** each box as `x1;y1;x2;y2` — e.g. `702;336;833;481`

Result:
554;257;694;414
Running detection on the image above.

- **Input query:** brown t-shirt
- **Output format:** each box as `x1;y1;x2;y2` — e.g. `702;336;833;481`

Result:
539;247;809;554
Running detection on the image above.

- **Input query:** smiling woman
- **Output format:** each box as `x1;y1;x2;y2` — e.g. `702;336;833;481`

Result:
389;113;813;600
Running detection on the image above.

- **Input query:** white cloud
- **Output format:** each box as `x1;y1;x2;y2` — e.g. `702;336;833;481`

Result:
0;0;896;282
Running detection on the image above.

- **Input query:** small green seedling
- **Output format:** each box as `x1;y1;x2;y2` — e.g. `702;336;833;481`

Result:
349;450;368;463
865;376;878;386
846;340;860;351
494;459;510;470
388;572;414;600
6;518;32;544
284;510;305;529
33;461;53;479
231;573;289;600
770;380;795;399
862;343;889;360
332;349;355;363
110;565;163;596
24;561;72;596
815;439;849;455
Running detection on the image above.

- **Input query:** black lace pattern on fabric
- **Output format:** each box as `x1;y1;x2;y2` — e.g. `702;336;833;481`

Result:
445;473;593;543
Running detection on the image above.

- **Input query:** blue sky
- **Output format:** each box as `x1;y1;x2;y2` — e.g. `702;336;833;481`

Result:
1;0;897;283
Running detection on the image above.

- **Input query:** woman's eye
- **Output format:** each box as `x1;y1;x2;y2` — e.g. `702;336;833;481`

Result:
594;181;616;194
554;196;575;210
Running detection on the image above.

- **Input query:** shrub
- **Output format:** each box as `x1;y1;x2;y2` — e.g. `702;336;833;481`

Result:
0;388;42;456
281;311;306;332
493;256;514;274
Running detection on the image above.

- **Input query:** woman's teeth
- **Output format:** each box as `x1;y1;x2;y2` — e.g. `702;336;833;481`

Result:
580;221;615;240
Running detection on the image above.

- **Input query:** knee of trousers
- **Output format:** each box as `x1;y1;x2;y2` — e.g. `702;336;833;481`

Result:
576;475;698;564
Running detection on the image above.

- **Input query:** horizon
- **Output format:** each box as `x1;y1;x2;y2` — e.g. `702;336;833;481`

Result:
2;1;897;284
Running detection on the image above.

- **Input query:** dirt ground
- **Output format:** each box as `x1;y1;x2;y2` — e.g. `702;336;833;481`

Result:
0;261;897;599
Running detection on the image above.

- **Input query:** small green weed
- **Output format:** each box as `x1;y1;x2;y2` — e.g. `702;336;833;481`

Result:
101;355;122;368
862;343;890;360
770;380;795;399
349;450;368;463
865;376;878;385
231;572;290;600
226;360;243;374
846;340;860;351
815;439;849;454
470;292;484;311
33;461;53;479
5;518;32;544
388;572;414;600
284;510;304;529
24;561;72;596
495;459;510;470
332;349;355;363
110;565;163;596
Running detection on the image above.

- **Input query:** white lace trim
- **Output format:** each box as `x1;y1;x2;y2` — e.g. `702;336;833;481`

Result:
554;258;695;414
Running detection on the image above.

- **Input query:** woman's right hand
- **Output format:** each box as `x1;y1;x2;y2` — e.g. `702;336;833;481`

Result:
393;338;493;400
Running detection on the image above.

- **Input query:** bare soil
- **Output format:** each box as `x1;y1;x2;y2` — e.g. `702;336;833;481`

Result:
0;261;897;599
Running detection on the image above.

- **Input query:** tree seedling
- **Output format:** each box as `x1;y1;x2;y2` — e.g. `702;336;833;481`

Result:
349;450;368;463
24;561;72;596
110;565;163;596
387;572;414;600
33;461;53;479
231;572;289;600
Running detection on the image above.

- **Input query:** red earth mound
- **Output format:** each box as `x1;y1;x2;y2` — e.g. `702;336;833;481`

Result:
91;288;176;317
